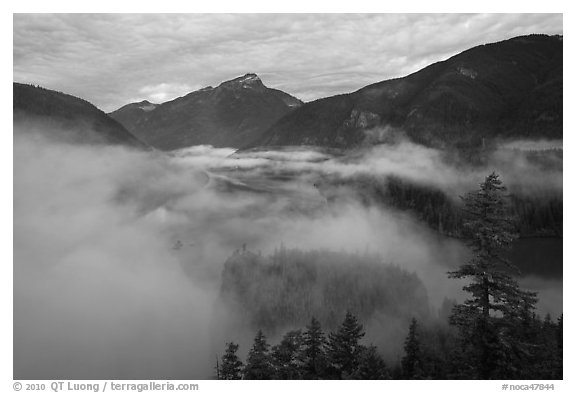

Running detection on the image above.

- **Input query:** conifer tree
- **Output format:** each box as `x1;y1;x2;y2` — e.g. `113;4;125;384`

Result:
528;314;558;379
326;311;365;378
219;342;243;380
302;317;328;378
244;330;274;379
556;314;563;379
401;318;423;379
448;172;537;378
353;345;389;379
271;330;305;379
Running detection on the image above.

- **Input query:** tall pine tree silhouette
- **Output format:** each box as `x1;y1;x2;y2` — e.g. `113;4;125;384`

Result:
449;172;537;378
326;312;365;378
271;330;305;379
401;318;422;379
219;342;243;380
302;317;327;379
244;330;274;379
353;345;389;379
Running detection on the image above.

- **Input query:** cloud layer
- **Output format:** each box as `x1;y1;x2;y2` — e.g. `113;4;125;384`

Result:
13;14;562;111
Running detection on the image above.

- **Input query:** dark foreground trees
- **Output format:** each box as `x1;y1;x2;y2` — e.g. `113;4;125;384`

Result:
217;313;389;380
302;317;327;378
326;312;366;378
217;311;562;380
219;342;243;380
243;330;274;379
401;318;422;379
271;330;305;379
448;173;540;379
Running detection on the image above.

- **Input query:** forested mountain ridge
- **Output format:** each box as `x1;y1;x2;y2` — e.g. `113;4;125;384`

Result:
219;247;431;334
246;34;562;149
109;73;303;150
13;83;146;148
107;100;159;133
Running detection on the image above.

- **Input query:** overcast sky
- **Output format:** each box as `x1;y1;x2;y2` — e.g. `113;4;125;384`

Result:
13;13;562;112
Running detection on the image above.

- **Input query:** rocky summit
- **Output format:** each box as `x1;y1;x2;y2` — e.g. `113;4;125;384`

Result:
109;73;303;151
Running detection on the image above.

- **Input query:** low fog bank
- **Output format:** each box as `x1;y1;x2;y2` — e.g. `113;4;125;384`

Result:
498;139;563;151
175;137;562;198
14;132;216;379
13;127;562;379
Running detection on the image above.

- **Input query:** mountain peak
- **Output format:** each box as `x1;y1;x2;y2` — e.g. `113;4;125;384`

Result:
135;100;158;112
220;73;264;89
137;99;156;105
236;73;260;83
